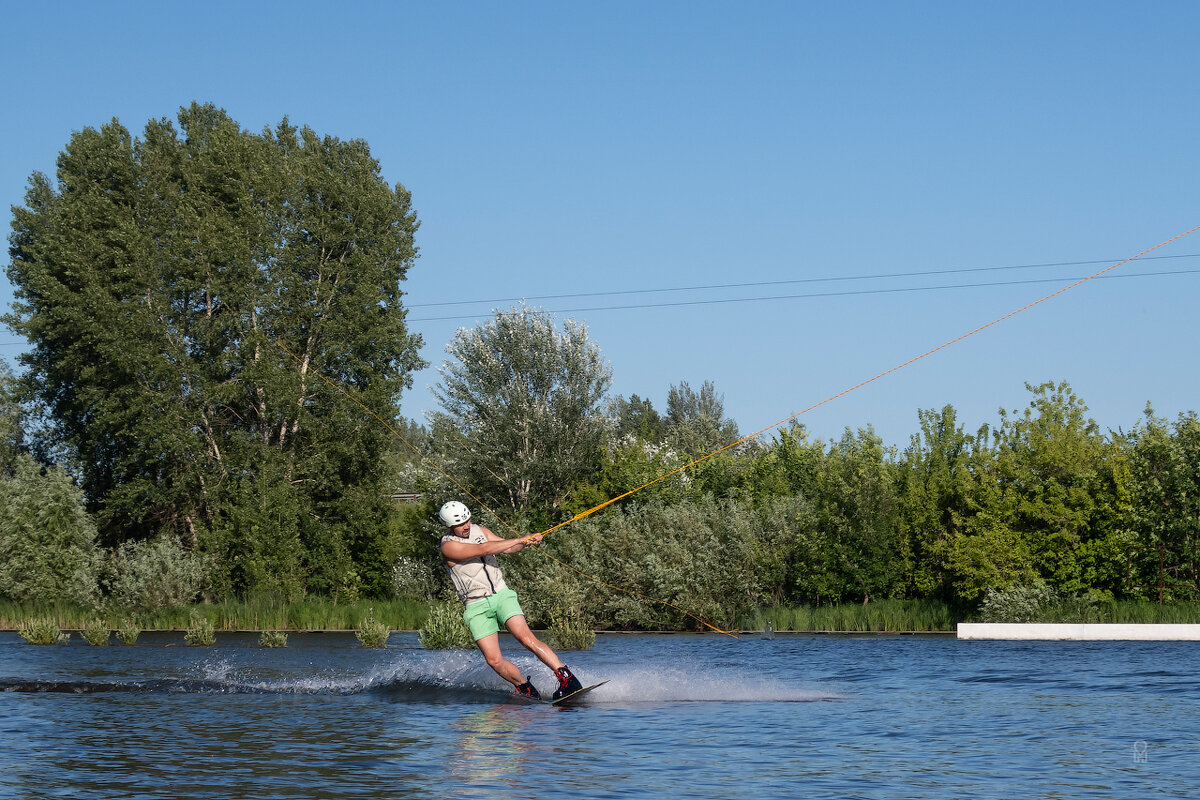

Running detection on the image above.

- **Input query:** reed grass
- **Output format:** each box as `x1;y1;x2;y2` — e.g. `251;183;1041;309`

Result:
744;599;956;632
4;596;1197;635
0;597;432;632
744;598;1200;631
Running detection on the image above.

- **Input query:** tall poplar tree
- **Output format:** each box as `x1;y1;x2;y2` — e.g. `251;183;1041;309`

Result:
431;305;612;515
5;103;424;597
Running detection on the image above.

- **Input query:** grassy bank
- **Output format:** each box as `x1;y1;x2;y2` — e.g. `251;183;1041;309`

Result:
740;598;1200;632
5;596;1198;635
741;599;957;632
0;597;432;632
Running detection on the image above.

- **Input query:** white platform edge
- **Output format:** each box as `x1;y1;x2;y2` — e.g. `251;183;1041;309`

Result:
957;623;1200;640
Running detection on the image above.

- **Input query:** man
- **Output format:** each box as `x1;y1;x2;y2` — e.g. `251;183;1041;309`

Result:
438;500;584;700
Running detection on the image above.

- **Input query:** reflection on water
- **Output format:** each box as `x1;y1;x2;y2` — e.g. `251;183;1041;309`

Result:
451;705;537;793
1;632;1198;799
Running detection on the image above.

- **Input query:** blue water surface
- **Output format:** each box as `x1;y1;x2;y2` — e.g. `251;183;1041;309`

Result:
1;631;1196;799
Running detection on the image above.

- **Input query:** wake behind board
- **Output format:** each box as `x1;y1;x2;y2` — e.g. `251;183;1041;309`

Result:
549;679;609;707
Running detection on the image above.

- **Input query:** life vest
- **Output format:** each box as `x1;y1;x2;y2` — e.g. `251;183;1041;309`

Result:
441;523;508;603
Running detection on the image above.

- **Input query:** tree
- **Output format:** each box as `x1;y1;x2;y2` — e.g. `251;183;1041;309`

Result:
5;104;424;597
991;381;1124;595
895;405;978;598
0;453;101;606
430;305;612;514
0;362;22;476
1124;408;1200;599
608;393;665;444
812;426;905;603
665;380;739;457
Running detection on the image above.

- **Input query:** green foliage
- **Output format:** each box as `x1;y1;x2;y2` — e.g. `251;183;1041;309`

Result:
989;381;1121;595
355;608;391;648
105;535;211;612
538;571;594;650
524;496;764;631
749;423;823;501
1123;409;1200;600
417;601;475;649
116;618;140;645
978;580;1058;622
81;619;110;645
607;394;665;443
811;427;906;602
19;617;69;645
895;406;977;598
430;304;611;512
566;436;690;514
259;630;288;647
5;103;424;597
664;380;740;457
0;596;429;632
746;599;954;632
391;555;444;600
0;454;101;606
545;611;596;651
184;612;216;646
0;362;23;475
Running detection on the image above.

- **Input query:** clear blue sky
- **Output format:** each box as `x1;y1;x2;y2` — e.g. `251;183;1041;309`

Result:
3;1;1198;448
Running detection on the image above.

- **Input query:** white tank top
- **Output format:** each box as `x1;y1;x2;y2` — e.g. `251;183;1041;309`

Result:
441;523;508;602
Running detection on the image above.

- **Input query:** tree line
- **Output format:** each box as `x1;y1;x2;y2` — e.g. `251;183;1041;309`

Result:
413;309;1199;628
3;106;1197;626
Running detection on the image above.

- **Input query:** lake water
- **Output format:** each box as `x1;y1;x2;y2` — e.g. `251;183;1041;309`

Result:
1;630;1196;799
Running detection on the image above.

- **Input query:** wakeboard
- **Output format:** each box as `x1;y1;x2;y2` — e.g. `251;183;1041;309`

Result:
549;679;609;707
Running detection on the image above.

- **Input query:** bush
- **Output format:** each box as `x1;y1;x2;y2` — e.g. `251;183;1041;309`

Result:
117;618;141;645
19;617;69;645
546;610;595;651
106;536;211;613
522;496;762;631
418;601;474;650
391;555;443;600
184;612;215;646
539;572;595;650
0;455;102;607
81;619;110;645
355;608;391;648
979;580;1058;623
259;630;288;647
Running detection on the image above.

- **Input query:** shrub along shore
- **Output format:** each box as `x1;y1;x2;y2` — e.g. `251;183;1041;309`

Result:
4;597;1199;635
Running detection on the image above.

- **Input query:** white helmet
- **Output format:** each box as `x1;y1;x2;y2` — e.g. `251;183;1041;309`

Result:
438;500;471;527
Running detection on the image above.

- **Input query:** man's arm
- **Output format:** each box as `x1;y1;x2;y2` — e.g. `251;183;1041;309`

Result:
440;527;544;562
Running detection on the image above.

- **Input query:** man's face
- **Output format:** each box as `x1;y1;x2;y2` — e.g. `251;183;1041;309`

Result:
448;519;471;537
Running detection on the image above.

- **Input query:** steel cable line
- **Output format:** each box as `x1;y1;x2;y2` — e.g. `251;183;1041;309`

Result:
409;266;1200;322
407;251;1200;309
524;227;1200;562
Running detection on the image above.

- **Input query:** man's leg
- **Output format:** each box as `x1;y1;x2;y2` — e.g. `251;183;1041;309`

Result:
503;614;564;671
474;632;526;687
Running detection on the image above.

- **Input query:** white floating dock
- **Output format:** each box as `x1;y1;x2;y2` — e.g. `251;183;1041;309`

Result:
957;623;1200;640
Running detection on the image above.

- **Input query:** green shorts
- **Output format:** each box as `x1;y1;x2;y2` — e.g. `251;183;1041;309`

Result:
462;588;525;641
